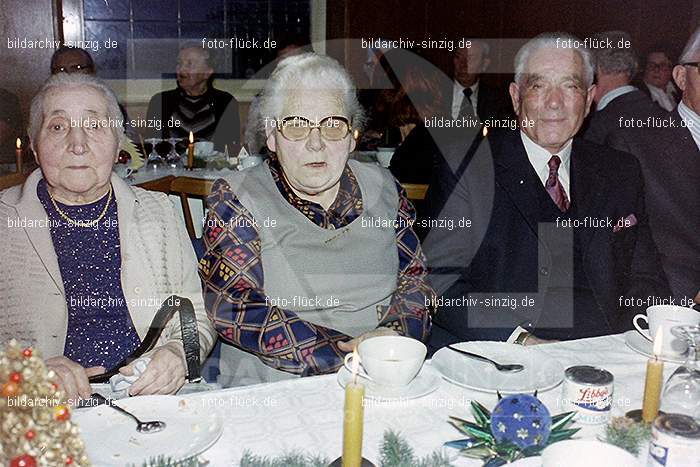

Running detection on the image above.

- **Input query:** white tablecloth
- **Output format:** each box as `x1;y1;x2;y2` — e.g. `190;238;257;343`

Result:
181;333;672;466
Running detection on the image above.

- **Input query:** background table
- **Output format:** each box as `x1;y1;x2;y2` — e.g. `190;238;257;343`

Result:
127;167;235;238
183;333;670;465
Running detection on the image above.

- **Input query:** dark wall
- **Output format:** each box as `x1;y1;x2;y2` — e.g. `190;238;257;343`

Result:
327;0;700;86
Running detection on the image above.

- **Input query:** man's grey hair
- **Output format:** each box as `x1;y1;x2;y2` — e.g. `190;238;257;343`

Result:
679;26;700;64
180;40;215;69
514;32;595;87
28;73;124;145
458;38;491;57
256;52;366;135
592;31;637;79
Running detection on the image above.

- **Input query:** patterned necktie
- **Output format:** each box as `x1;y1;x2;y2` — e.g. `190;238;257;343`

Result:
545;155;570;212
458;88;475;118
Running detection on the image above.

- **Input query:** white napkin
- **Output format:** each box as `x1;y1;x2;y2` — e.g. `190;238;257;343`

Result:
109;357;151;396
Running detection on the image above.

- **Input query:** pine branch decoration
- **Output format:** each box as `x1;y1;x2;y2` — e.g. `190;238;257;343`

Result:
602;416;651;455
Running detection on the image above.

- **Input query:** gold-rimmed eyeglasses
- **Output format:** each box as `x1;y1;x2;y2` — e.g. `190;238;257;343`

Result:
276;116;352;141
682;62;700;72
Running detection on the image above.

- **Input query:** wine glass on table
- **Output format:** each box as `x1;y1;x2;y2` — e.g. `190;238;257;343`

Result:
660;325;700;420
145;138;163;167
166;138;183;168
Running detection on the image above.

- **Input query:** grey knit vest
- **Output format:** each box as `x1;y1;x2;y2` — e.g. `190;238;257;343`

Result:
217;159;399;385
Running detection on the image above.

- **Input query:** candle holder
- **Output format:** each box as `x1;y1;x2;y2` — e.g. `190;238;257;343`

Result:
624;408;665;423
328;456;376;466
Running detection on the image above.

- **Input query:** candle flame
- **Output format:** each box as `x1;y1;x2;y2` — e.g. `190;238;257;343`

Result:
353;129;360;140
16;138;21;149
189;131;194;144
482;126;488;137
351;349;360;384
653;327;663;356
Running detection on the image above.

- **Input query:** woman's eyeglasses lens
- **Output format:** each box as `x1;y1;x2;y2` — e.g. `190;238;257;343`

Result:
279;117;349;141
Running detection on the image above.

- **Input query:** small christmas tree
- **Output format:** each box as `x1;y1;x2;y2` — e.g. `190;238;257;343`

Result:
0;340;90;466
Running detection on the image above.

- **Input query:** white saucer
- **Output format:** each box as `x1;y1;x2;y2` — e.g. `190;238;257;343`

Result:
431;342;565;394
337;363;441;400
624;330;686;363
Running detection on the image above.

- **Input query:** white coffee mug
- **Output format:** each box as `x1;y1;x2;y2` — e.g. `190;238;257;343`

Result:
633;305;700;355
343;335;426;387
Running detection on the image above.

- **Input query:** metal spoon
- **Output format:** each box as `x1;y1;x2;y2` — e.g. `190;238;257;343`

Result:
447;345;524;373
91;393;166;434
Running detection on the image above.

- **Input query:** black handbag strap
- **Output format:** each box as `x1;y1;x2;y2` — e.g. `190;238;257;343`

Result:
176;296;202;382
88;295;201;383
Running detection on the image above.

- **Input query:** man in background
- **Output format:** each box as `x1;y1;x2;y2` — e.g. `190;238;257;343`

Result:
609;28;700;305
50;46;96;75
146;43;240;150
446;39;512;122
637;48;680;111
583;31;664;144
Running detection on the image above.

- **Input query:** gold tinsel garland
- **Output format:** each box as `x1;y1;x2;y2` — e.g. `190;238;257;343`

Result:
0;340;91;466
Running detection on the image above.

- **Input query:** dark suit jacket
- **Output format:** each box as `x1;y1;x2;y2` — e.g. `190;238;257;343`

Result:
423;129;670;349
583;89;665;145
608;109;700;302
443;79;515;122
636;81;681;110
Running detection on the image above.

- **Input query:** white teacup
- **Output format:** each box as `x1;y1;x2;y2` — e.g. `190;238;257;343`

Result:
238;155;263;170
194;141;214;157
633;305;700;355
343;336;426;387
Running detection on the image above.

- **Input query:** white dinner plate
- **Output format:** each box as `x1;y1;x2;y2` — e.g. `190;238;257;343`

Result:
624;330;686;363
431;342;565;394
74;395;223;466
337;362;441;400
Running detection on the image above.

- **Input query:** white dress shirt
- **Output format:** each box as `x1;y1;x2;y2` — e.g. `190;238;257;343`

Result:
677;101;700;150
451;80;479;119
520;131;572;198
597;85;637;111
646;82;677;111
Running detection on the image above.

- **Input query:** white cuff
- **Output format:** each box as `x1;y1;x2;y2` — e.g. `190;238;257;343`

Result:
506;326;528;344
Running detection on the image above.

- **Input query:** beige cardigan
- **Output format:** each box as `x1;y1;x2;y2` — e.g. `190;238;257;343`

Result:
0;169;215;365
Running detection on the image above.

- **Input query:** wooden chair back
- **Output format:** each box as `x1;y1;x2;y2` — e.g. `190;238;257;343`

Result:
169;177;215;240
135;175;174;194
0;172;27;191
401;183;429;201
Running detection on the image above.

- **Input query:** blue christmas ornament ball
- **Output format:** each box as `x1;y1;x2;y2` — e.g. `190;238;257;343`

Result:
490;394;552;449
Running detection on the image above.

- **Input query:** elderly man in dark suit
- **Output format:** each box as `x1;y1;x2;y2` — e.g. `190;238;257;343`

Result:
423;33;670;350
445;39;513;123
608;28;700;306
583;31;665;145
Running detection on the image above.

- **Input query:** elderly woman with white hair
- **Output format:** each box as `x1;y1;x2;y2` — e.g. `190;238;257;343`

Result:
0;73;215;400
199;53;434;386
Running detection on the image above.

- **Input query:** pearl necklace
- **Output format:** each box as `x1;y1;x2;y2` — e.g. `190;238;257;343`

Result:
48;185;113;228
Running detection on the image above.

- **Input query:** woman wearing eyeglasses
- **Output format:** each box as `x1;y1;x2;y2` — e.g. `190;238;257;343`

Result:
199;53;435;386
